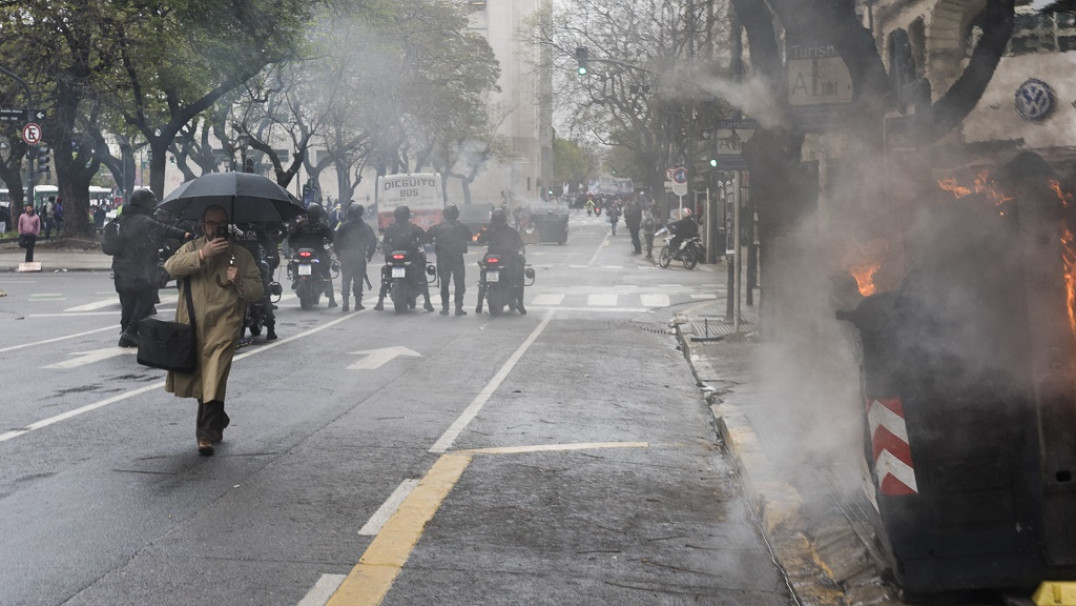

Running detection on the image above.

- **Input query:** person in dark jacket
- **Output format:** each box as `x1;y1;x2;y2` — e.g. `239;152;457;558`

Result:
287;203;337;308
426;203;473;315
374;205;434;311
623;199;643;254
113;189;190;348
335;203;378;312
477;209;526;314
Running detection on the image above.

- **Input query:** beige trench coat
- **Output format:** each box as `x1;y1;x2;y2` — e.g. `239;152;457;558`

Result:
164;238;264;402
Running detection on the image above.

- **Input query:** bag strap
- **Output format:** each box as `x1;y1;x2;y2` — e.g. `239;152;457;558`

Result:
183;277;196;333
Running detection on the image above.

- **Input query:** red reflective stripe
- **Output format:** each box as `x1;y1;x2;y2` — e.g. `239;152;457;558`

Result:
871;425;912;466
880;475;917;496
869;396;903;416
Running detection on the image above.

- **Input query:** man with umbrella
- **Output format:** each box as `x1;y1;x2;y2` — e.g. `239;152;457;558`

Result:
164;204;264;456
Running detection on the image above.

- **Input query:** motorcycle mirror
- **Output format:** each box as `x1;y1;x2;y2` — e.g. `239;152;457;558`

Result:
524;267;536;279
426;265;437;276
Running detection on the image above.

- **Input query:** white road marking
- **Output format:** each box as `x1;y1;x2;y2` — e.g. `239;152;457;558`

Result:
65;297;119;312
347;347;421;370
429;310;555;453
45;347;137;369
640;293;670;307
358;479;420;536
530;294;564;306
296;574;347;606
587;293;618;306
2;311;363;443
0;324;120;354
29;293;65;301
527;306;647;313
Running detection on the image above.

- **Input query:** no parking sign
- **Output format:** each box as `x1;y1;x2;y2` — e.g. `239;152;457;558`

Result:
21;122;42;145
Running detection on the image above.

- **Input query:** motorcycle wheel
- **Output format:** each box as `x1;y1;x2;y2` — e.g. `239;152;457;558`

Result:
658;246;672;268
682;245;698;270
391;281;408;314
298;283;315;310
487;288;505;316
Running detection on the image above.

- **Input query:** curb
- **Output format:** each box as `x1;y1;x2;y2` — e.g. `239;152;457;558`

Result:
675;324;901;606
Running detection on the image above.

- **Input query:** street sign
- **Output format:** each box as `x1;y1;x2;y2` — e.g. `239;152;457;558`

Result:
713;119;758;171
785;35;852;131
0;108;45;123
21;122;42;145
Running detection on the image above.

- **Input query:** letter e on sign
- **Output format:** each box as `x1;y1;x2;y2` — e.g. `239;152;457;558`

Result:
22;122;42;145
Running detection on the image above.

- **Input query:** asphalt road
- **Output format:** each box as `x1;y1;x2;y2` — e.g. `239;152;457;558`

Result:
0;214;791;606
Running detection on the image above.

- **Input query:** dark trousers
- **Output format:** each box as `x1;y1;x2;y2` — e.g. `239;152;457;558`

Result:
628;227;641;253
22;235;36;262
644;233;654;258
340;260;368;302
437;254;466;307
117;287;157;334
197;400;230;442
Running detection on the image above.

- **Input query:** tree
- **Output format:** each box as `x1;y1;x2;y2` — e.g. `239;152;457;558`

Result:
727;0;1014;332
535;0;736;197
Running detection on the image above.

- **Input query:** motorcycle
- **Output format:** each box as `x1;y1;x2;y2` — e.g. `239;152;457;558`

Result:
475;250;535;316
383;249;436;313
658;234;704;270
288;247;334;309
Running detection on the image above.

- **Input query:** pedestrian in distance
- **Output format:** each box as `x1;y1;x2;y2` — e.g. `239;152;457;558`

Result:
163;204;265;456
18;203;40;262
335;203;378;312
607;200;621;236
43;196;56;239
642;202;658;261
426;203;473;316
624;199;643;254
109;189;190;348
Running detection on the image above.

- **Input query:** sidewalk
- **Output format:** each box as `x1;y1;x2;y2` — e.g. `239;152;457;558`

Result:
0;239;112;272
673;262;903;605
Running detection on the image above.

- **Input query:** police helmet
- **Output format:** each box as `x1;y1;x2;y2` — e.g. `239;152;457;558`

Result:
490;209;508;226
130;189;157;210
348;204;365;219
306;202;325;222
443;204;459;221
394;205;411;222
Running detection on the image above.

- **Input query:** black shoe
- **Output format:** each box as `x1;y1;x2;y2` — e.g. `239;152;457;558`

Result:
424;302;435;312
455;308;467;316
342;303;349;312
373;301;384;311
118;333;138;348
328;300;338;309
266;328;277;341
197;439;215;456
440;307;449;315
355;303;365;310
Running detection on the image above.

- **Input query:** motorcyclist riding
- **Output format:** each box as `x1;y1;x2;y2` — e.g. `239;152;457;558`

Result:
667;207;699;255
425;203;473;316
233;223;279;340
374;205;434;312
477;208;526;315
287;202;337;308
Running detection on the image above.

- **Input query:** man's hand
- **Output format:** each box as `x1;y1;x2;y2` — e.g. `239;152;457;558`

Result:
226;266;239;283
202;238;230;259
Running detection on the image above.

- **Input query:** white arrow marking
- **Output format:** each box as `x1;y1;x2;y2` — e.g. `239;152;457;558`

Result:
347;346;422;370
45;347;137;369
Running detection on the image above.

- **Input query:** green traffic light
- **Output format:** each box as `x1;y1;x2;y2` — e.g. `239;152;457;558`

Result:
709;158;718;168
577;66;588;76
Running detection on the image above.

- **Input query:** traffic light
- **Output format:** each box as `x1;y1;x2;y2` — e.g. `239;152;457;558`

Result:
709;158;718;168
37;146;50;174
575;46;589;76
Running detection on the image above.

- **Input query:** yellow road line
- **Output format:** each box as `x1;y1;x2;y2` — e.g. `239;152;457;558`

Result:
458;441;649;456
327;453;471;606
326;441;651;605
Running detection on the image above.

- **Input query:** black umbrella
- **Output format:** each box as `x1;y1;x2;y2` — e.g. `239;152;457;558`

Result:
158;172;306;224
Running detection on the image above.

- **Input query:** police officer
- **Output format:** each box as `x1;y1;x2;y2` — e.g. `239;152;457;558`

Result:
113;189;190;347
233;223;279;340
426;203;473;315
477;209;526;315
287;203;337;308
374;205;434;312
335;204;377;312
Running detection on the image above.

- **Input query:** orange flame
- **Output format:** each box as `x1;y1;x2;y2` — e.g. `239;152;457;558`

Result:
938;177;971;198
849;263;881;296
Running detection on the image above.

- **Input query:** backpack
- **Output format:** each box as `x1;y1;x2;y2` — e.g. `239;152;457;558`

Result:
101;217;123;255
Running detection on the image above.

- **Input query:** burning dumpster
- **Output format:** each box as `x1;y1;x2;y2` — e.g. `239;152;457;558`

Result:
838;152;1076;593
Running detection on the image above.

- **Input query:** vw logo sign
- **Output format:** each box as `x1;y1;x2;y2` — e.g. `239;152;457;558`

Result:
1014;78;1055;121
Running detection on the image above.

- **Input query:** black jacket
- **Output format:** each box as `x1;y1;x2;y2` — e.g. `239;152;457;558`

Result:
112;205;187;291
426;219;473;257
336;219;377;263
382;221;426;258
